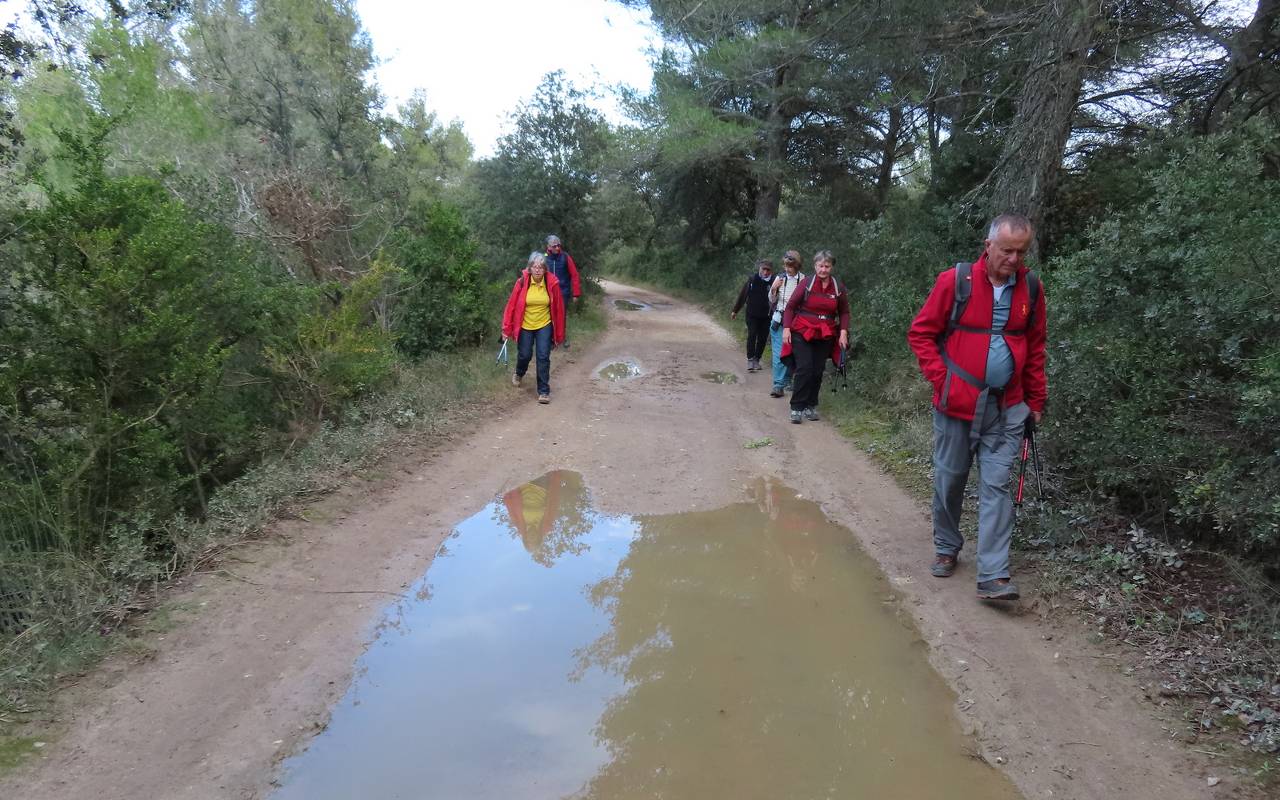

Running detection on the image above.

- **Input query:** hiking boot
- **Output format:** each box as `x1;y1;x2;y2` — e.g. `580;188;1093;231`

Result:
976;578;1020;601
512;372;522;387
802;407;820;421
769;386;784;398
931;554;957;578
747;359;758;372
790;409;803;424
537;394;550;404
563;340;570;350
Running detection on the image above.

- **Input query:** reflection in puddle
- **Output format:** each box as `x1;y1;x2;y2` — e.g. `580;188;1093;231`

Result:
701;370;739;384
614;299;648;311
598;360;642;381
273;472;1021;800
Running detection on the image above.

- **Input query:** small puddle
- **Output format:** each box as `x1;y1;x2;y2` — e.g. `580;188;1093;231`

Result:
614;299;648;311
273;472;1021;800
598;360;642;381
701;370;739;384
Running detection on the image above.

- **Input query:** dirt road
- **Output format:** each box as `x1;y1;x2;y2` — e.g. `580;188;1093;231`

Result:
2;281;1218;799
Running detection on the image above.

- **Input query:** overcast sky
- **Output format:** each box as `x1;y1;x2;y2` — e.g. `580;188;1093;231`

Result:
355;0;661;156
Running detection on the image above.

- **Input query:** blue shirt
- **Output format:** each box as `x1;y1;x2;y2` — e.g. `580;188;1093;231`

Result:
985;272;1016;389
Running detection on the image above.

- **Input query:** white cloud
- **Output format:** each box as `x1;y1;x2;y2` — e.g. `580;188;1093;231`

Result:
357;0;659;156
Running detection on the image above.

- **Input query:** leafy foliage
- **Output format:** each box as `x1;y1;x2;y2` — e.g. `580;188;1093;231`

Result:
465;72;610;277
389;202;493;356
1;123;305;556
1045;123;1280;556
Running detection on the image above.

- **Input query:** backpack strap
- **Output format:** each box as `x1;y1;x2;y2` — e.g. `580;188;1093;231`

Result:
800;274;841;306
945;264;1040;337
945;262;973;337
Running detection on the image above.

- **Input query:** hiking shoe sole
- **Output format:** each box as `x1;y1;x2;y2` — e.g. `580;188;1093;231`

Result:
976;580;1020;601
790;410;803;424
770;387;784;398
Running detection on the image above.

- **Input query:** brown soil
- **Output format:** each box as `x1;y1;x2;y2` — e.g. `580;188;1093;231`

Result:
1;281;1232;799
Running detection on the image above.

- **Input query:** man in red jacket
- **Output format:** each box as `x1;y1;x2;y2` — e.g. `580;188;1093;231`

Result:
907;214;1047;601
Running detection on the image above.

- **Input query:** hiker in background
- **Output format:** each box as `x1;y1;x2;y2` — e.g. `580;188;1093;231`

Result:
781;250;849;424
731;258;775;373
543;235;582;349
906;213;1047;602
767;250;805;397
502;252;567;404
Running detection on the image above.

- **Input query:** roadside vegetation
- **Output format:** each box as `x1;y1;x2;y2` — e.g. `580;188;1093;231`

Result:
594;0;1280;786
0;0;604;743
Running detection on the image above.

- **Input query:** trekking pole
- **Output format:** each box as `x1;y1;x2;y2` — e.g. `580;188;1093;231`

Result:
1029;418;1044;498
1014;417;1033;510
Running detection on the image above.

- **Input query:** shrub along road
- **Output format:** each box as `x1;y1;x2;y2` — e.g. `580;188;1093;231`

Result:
1;282;1227;799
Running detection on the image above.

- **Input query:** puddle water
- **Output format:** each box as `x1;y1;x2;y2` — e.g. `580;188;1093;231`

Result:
701;370;739;384
273;472;1021;800
614;299;648;311
598;360;642;381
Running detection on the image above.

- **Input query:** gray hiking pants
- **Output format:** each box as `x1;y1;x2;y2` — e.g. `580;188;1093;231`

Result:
931;397;1030;583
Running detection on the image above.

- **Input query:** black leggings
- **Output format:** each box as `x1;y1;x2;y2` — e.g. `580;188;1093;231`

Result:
790;335;833;410
745;316;769;360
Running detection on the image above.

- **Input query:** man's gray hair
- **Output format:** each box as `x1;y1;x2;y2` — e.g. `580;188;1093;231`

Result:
987;213;1033;239
545;234;561;247
528;251;547;269
813;249;836;266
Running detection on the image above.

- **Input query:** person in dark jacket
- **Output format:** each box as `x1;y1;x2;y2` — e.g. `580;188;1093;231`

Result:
780;251;849;423
502;252;567;404
907;213;1047;602
731;259;775;372
543;235;582;348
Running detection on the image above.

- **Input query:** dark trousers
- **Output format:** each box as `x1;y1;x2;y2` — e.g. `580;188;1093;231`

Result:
790;334;833;410
516;324;553;395
745;316;769;361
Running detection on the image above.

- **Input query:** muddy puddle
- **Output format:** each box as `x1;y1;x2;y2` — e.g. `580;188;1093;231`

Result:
272;472;1021;800
613;299;648;311
598;360;641;381
701;370;739;384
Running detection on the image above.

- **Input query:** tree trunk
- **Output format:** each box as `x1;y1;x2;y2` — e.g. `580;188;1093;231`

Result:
754;66;789;228
926;100;942;181
988;0;1100;250
875;105;904;210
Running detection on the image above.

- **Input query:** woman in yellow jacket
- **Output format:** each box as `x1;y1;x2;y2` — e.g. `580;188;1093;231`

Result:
501;252;567;404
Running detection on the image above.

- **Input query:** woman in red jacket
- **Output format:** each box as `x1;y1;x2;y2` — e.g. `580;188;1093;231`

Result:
501;252;567;404
781;250;849;424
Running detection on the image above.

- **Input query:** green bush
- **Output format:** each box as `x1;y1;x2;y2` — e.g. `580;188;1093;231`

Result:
389;202;493;357
266;262;400;420
1;133;304;560
1045;123;1280;560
